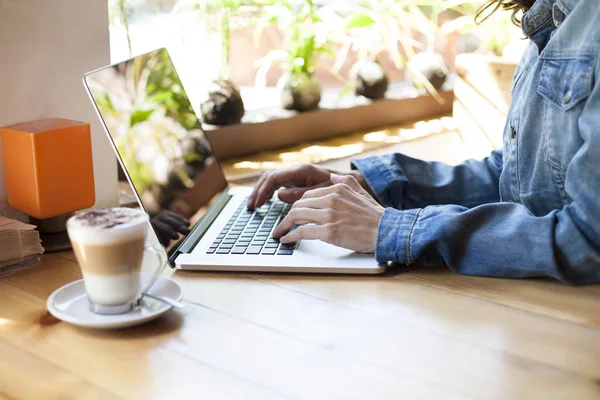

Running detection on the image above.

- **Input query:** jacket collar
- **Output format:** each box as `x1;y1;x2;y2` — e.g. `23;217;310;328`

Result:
522;0;578;36
521;0;554;38
520;0;579;51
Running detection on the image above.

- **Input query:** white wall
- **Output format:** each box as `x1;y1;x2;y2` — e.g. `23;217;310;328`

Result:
0;0;118;219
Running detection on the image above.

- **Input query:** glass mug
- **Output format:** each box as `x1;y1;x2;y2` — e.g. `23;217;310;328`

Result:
66;208;166;315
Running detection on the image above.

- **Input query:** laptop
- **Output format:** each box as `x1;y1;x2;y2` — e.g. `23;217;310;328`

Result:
83;48;384;274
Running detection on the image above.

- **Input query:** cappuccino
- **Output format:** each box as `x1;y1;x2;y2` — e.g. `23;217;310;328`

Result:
67;208;149;307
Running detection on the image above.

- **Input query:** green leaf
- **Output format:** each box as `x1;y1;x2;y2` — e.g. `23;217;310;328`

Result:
96;93;115;112
346;13;375;29
148;91;173;103
172;0;201;12
129;108;155;127
182;152;203;163
250;0;279;5
302;34;316;69
318;46;336;57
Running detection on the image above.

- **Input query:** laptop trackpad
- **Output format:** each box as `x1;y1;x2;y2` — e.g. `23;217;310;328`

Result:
297;239;371;259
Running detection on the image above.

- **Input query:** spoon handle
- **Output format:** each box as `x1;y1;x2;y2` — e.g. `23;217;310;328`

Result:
143;293;185;309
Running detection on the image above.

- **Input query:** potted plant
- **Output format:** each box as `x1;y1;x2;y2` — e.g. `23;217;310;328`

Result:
175;0;247;125
254;0;332;112
323;0;449;101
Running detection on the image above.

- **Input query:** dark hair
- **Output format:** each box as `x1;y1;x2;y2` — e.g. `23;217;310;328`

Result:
476;0;536;26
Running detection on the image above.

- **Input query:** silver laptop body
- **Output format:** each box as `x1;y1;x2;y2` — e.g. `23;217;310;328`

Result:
83;48;384;274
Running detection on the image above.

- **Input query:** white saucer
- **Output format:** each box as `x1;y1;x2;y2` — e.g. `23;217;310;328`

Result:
47;273;183;329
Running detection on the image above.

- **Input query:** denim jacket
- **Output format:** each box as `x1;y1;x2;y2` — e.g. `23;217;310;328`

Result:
352;0;600;285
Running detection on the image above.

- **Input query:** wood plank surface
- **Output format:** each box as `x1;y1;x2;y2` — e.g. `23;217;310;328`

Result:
1;252;599;400
2;131;600;400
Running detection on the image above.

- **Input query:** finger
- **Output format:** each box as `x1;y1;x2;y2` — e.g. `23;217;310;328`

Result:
277;181;330;204
287;195;338;212
299;183;351;201
330;174;379;206
330;173;364;194
156;232;170;247
247;172;270;209
300;182;373;208
250;171;282;209
153;227;169;246
162;210;190;225
154;220;179;240
293;187;367;216
273;207;333;237
277;187;303;204
162;214;190;232
253;169;300;209
152;220;178;245
163;218;190;233
174;225;191;235
280;224;331;244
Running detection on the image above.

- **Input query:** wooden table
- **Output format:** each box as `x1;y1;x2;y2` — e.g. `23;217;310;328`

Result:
2;143;600;400
2;251;600;400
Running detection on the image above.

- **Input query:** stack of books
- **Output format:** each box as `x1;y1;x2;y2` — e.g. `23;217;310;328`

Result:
0;216;44;275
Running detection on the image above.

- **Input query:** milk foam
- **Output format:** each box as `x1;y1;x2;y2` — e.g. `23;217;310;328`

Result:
67;208;148;245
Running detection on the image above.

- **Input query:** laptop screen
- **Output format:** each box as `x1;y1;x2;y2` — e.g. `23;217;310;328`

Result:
84;48;228;250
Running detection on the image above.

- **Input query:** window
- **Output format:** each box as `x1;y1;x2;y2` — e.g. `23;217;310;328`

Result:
108;1;524;114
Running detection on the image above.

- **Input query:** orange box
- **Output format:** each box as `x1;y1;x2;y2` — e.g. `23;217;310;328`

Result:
1;118;95;219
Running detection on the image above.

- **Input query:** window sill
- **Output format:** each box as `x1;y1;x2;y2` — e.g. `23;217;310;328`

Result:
204;82;454;161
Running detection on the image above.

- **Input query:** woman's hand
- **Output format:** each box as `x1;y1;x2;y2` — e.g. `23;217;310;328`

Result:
151;211;190;246
272;174;385;253
247;163;371;210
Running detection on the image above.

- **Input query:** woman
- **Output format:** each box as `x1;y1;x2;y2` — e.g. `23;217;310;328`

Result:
248;0;600;285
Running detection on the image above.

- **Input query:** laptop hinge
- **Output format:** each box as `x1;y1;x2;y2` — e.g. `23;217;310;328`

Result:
167;189;233;267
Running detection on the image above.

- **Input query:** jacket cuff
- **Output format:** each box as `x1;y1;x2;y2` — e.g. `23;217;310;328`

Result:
375;207;421;264
351;156;401;208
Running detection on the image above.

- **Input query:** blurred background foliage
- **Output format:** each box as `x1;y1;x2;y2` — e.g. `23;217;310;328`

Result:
91;49;210;197
107;0;524;98
104;0;524;208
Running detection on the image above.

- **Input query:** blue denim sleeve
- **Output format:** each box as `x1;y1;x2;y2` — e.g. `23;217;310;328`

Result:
374;70;600;285
350;151;503;209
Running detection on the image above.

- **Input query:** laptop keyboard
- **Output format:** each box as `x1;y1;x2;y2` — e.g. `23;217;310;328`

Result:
206;198;297;256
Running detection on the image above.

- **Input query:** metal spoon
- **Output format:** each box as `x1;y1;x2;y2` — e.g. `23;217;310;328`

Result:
143;292;185;309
